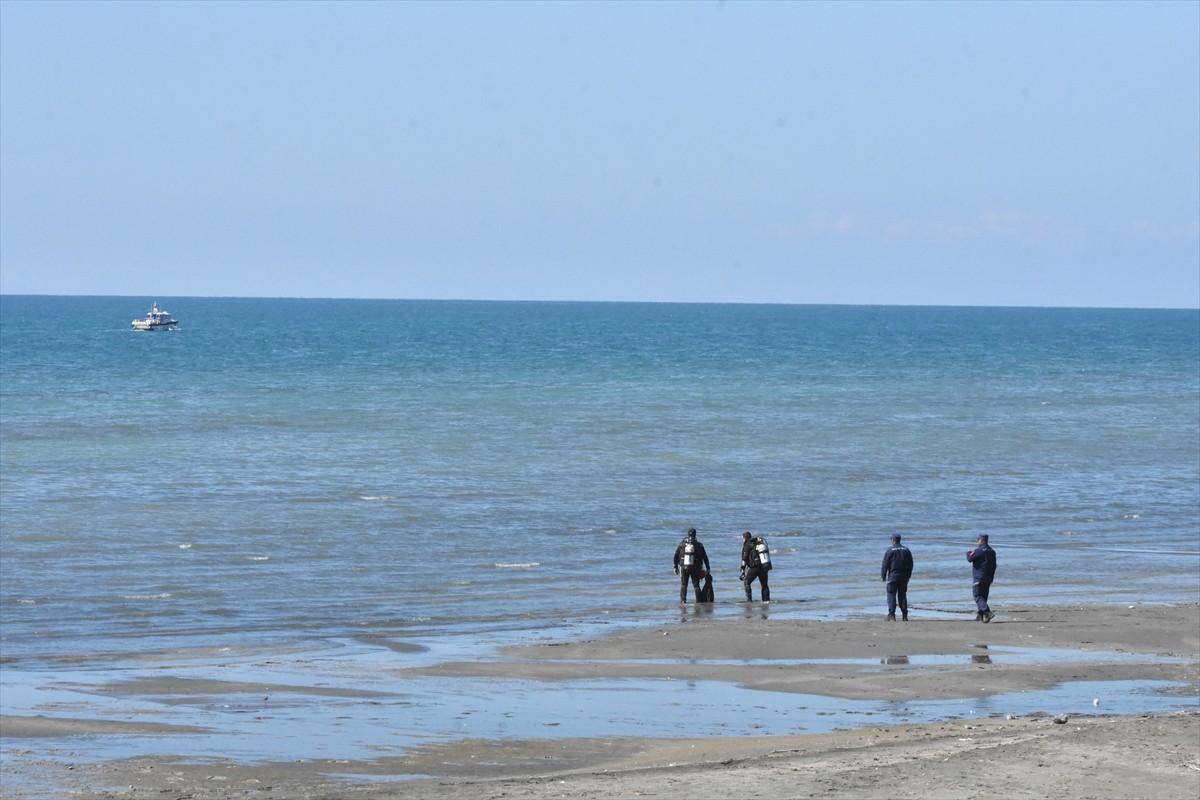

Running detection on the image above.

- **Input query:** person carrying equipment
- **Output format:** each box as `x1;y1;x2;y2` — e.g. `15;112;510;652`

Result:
673;528;711;603
740;531;772;602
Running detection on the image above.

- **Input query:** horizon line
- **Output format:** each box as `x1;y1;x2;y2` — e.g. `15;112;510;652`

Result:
2;292;1198;312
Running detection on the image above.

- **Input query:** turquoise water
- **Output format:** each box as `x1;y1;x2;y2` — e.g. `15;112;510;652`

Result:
2;297;1198;665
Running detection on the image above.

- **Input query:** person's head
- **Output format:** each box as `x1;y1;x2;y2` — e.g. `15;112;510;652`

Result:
977;534;989;544
891;534;902;544
743;531;752;540
687;527;697;540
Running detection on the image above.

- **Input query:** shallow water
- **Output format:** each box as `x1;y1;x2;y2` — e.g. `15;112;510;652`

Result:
1;642;1192;767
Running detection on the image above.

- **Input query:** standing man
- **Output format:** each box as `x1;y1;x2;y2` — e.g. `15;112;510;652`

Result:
673;528;711;603
967;534;997;622
740;531;771;602
880;534;914;621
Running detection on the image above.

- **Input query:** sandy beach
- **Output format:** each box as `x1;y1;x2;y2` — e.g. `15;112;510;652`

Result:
2;603;1198;799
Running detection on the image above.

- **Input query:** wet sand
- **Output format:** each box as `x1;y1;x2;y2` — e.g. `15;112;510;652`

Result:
410;602;1200;701
2;603;1197;799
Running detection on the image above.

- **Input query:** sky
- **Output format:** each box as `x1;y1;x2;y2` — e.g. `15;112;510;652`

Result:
1;0;1197;308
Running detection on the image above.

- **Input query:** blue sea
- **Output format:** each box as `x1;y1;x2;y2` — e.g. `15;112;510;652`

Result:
2;297;1199;788
2;297;1198;670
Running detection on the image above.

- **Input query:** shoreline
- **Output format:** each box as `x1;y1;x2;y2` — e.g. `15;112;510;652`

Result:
407;602;1200;702
1;603;1197;799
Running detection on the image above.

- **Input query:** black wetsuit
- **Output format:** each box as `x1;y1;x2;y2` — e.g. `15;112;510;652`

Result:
741;537;771;601
673;536;711;602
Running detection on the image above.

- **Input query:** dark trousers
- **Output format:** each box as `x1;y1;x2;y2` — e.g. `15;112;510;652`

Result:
887;579;909;615
744;566;770;601
680;569;703;602
973;579;992;613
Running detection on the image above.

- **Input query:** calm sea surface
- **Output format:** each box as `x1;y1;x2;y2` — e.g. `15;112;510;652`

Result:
2;297;1198;666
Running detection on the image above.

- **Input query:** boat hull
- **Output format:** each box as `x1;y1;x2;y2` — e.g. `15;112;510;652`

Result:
132;302;178;330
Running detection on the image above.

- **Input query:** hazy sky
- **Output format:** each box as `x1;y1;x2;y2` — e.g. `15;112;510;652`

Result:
2;0;1197;307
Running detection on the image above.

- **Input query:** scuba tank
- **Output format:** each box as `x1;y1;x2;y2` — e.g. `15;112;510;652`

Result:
754;537;771;568
681;540;695;567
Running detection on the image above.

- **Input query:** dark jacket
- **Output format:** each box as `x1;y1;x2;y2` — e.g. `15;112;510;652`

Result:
967;543;997;583
674;537;710;573
881;543;914;583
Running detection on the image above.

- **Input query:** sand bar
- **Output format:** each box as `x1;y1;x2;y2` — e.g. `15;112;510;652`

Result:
1;603;1197;799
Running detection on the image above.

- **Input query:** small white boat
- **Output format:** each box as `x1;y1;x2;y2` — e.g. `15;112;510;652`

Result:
132;302;179;331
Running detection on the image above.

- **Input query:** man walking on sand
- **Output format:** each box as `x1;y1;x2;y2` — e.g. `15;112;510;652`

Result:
880;534;913;621
967;534;997;622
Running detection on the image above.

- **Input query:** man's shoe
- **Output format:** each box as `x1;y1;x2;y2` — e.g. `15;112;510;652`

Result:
901;613;908;621
982;611;995;623
975;611;983;621
886;613;896;621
